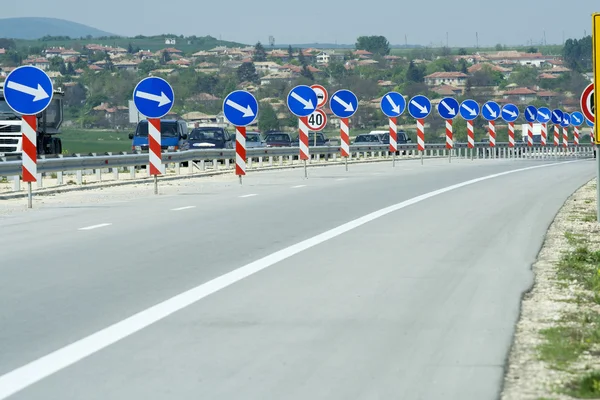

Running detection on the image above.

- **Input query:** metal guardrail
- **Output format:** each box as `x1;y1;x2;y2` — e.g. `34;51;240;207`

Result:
0;142;594;178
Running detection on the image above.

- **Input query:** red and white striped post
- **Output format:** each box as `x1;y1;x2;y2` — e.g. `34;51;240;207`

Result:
563;127;568;149
541;123;547;146
235;126;246;183
527;122;534;147
445;119;453;162
508;122;515;154
389;117;398;167
340;118;350;171
574;126;580;146
417;118;425;164
554;125;560;147
21;115;37;208
488;121;496;159
148;118;164;194
467;120;475;160
299;116;309;177
592;127;595;144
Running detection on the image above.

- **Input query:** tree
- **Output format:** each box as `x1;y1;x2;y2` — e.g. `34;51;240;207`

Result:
0;38;16;50
253;42;267;62
59;63;67;75
237;62;259;83
459;59;468;74
258;102;280;132
161;50;171;65
127;43;134;54
300;65;314;81
563;36;592;72
297;49;307;67
458;48;468;56
138;59;157;75
66;62;75;75
287;45;294;60
355;35;390;56
406;60;424;83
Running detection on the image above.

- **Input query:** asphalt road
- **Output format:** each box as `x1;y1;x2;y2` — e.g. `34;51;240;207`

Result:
0;157;594;400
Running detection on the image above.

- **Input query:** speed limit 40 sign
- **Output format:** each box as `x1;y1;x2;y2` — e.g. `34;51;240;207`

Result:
581;83;594;124
306;109;327;131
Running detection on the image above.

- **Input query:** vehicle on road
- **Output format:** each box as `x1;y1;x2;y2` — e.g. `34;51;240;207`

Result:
129;119;188;152
293;132;330;147
230;131;266;148
182;126;234;150
264;132;293;147
353;133;385;144
0;83;65;155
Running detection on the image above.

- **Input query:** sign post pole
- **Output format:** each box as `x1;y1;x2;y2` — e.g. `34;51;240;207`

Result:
482;101;501;159
459;99;480;162
436;97;459;164
223;90;259;185
287;85;317;176
380;91;407;168
502;103;519;160
330;90;359;172
593;13;600;221
3;66;54;209
408;95;432;165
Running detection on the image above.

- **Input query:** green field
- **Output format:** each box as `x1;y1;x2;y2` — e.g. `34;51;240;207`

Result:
60;129;132;155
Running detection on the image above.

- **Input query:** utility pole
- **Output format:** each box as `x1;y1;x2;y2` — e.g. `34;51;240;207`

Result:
476;32;479;49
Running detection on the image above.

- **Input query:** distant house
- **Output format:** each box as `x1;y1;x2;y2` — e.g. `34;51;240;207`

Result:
260;72;294;86
431;84;463;96
92;103;129;128
424;72;469;87
502;87;537;103
484;51;553;67
165;38;177;45
316;52;330;65
24;58;50;70
468;63;511;78
0;48;6;55
114;60;139;71
254;61;281;73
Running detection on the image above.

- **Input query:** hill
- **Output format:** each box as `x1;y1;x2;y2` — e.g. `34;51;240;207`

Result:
0;17;114;39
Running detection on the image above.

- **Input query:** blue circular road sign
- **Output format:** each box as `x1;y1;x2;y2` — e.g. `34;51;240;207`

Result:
380;91;406;118
481;101;501;121
408;95;432;119
551;109;564;125
501;104;520;123
536;107;551;123
329;89;358;118
459;99;480;121
287;85;318;117
570;111;584;126
133;77;174;119
561;112;571;127
223;90;259;127
437;97;459;120
524;105;538;123
3;65;54;115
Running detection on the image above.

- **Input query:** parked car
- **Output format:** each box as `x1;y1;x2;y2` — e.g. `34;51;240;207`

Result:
231;131;266;148
353;133;385;144
181;126;234;150
129;119;188;152
264;132;293;147
293;132;330;146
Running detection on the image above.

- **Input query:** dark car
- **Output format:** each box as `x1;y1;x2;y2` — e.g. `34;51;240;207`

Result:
182;126;234;150
264;132;293;147
293;132;330;146
353;133;385;144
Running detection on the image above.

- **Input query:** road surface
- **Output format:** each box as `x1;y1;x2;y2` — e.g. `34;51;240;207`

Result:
0;157;594;399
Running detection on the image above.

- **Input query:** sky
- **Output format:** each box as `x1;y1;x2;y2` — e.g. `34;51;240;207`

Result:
4;0;599;47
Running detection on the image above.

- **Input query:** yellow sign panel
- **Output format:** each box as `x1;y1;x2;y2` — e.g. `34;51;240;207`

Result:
594;13;600;143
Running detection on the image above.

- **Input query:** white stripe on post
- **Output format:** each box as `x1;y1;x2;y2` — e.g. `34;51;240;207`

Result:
299;117;309;160
235;126;246;175
467;120;474;148
21;115;37;182
389;117;397;152
340;118;350;157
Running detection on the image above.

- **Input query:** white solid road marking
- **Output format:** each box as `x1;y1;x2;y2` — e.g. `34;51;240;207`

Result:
77;223;112;231
0;160;582;400
291;185;307;189
171;206;196;211
239;194;258;198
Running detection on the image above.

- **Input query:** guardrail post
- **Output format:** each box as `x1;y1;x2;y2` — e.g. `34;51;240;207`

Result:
288;155;293;165
96;168;102;182
199;160;205;171
212;159;218;170
129;166;135;179
225;159;230;169
174;162;180;175
57;171;63;185
36;173;43;189
12;175;20;192
259;156;263;168
332;153;337;162
269;156;273;167
76;169;83;185
279;156;283;167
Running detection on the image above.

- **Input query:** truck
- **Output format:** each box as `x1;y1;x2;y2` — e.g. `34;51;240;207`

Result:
521;123;543;144
0;82;65;156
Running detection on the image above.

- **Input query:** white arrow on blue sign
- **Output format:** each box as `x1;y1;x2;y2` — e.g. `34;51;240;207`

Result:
133;77;174;119
561;113;571;127
501;104;519;123
536;107;551;123
459;99;480;121
482;101;501;121
570;111;584;126
3;65;54;115
524;105;538;123
223;90;259;127
380;91;406;118
436;97;459;120
551;109;564;125
330;89;358;118
408;95;431;119
287;85;318;117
